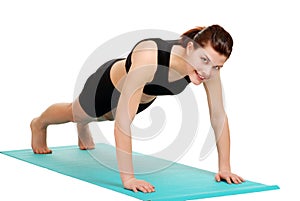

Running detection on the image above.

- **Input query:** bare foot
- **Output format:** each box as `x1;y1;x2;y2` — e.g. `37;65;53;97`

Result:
30;118;52;154
77;123;95;150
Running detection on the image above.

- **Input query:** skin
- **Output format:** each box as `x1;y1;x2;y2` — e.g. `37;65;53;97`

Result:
30;39;244;194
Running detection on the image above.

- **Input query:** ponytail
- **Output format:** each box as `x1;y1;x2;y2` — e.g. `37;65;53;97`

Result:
179;26;206;48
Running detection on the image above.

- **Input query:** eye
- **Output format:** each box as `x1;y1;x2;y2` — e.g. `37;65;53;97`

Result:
201;57;208;63
213;66;221;70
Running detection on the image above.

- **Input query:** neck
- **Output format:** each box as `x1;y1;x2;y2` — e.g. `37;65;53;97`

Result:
170;45;189;77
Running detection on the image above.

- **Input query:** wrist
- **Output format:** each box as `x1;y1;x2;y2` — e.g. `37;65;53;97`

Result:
121;173;135;184
219;163;231;172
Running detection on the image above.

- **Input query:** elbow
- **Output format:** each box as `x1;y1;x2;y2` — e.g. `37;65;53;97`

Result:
114;119;131;137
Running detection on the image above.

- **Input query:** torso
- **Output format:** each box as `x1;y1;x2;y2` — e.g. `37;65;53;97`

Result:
110;59;157;104
110;38;190;104
78;38;191;119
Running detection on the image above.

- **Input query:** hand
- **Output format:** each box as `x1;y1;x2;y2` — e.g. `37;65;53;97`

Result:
215;170;245;184
123;177;155;193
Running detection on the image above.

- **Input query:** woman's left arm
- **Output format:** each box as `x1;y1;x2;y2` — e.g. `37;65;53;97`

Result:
204;71;244;184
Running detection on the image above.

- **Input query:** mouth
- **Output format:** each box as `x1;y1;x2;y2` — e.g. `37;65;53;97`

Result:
195;70;205;81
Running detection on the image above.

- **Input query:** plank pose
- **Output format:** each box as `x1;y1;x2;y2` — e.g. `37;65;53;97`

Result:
31;25;244;193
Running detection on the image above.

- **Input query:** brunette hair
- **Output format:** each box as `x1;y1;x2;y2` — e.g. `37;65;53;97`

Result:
179;25;233;58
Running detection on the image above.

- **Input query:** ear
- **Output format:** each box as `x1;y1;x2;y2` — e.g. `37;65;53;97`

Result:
186;41;195;56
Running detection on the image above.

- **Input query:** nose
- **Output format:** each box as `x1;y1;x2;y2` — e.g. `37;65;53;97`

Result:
202;67;212;79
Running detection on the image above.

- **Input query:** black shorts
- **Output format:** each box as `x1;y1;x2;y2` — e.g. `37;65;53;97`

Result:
78;59;155;118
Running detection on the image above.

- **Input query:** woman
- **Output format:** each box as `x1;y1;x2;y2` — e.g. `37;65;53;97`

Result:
30;24;245;193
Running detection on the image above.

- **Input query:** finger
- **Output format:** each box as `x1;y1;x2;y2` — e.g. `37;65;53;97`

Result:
231;177;239;184
235;177;242;184
132;186;138;193
147;184;156;193
141;184;151;193
144;185;153;193
142;182;155;192
226;177;232;184
138;186;148;193
150;185;156;192
239;176;245;182
215;174;221;182
237;176;245;183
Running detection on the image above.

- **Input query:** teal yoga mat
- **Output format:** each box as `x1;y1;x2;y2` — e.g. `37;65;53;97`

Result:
1;143;279;200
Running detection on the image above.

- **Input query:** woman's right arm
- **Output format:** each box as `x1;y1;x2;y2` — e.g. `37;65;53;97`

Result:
114;41;157;193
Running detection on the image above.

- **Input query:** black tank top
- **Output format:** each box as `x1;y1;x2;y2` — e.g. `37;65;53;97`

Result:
125;38;191;96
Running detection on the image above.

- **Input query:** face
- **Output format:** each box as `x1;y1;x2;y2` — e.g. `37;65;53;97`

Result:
185;42;227;85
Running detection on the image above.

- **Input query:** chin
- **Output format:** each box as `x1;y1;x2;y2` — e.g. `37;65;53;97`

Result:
193;80;203;85
189;75;203;85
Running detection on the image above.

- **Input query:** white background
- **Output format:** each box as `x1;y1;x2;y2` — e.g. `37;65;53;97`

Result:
0;0;299;200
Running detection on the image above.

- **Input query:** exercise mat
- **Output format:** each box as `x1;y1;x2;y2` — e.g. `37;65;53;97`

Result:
1;143;279;201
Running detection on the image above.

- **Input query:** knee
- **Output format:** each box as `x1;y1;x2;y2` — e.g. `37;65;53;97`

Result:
67;103;75;122
71;102;80;123
71;99;92;124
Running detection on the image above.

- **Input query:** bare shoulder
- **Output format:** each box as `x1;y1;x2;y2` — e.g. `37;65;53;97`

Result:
133;40;158;53
130;40;158;82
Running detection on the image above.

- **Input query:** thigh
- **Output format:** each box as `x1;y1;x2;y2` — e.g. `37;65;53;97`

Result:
72;97;97;124
100;109;116;121
73;97;114;123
